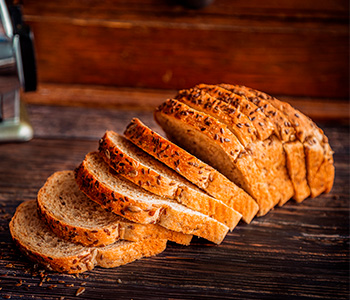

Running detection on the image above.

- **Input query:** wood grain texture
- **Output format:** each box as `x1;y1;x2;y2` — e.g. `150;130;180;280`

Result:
21;0;349;98
22;83;350;121
0;104;348;299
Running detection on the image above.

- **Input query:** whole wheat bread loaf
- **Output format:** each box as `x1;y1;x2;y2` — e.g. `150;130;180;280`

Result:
98;131;241;230
175;88;294;207
219;83;311;202
9;200;167;274
221;84;334;199
75;152;229;244
124;118;259;223
37;170;192;246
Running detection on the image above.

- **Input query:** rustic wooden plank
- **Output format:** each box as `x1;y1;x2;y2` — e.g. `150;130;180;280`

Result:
22;0;349;21
22;84;350;121
20;1;349;98
0;105;348;299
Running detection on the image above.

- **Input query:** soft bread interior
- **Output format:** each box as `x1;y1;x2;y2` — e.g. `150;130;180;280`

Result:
39;171;123;228
11;201;88;257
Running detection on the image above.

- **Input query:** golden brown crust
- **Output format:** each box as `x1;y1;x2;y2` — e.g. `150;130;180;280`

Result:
99;131;242;230
283;142;311;202
175;88;258;147
220;84;296;142
75;153;229;244
247;136;294;207
225;84;334;197
125;117;259;223
177;86;294;207
75;161;164;225
196;84;274;140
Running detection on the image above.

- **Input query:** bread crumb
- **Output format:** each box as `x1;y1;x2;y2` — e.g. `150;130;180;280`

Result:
75;287;85;296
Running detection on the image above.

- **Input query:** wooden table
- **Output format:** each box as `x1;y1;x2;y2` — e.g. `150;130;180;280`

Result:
0;103;348;300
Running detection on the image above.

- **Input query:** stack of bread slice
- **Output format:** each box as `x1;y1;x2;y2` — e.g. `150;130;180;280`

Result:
10;83;334;274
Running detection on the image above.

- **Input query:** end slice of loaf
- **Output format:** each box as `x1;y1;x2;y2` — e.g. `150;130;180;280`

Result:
75;152;229;244
37;170;192;246
124;118;259;222
98;131;241;230
9;200;167;274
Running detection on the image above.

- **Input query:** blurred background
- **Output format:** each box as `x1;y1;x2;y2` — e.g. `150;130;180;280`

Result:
18;0;349;118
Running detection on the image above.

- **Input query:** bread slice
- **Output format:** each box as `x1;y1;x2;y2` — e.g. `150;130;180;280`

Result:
98;131;241;230
37;170;192;246
175;87;294;207
265;97;334;197
75;152;229;244
10;200;167;274
124;118;259;222
222;84;334;198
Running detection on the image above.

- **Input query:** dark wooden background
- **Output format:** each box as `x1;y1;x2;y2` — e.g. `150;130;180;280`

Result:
0;0;349;299
21;0;349;99
0;105;349;299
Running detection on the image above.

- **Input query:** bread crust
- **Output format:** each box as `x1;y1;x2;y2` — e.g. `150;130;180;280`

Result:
10;200;167;274
177;87;294;207
98;131;242;230
154;100;276;216
226;84;334;198
175;88;258;147
220;84;312;202
37;171;192;246
196;84;275;140
124;118;259;223
75;152;229;244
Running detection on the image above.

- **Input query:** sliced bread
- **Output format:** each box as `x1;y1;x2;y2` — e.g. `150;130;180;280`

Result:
223;84;334;198
124;118;259;222
175;87;294;207
9;200;167;274
37;170;192;246
196;84;275;141
153;100;278;216
175;88;258;147
98;131;242;230
75;152;229;244
219;83;306;203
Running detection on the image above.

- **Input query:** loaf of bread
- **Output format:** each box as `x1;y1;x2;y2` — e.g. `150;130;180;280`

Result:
9;82;334;274
219;84;334;199
10;200;167;274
